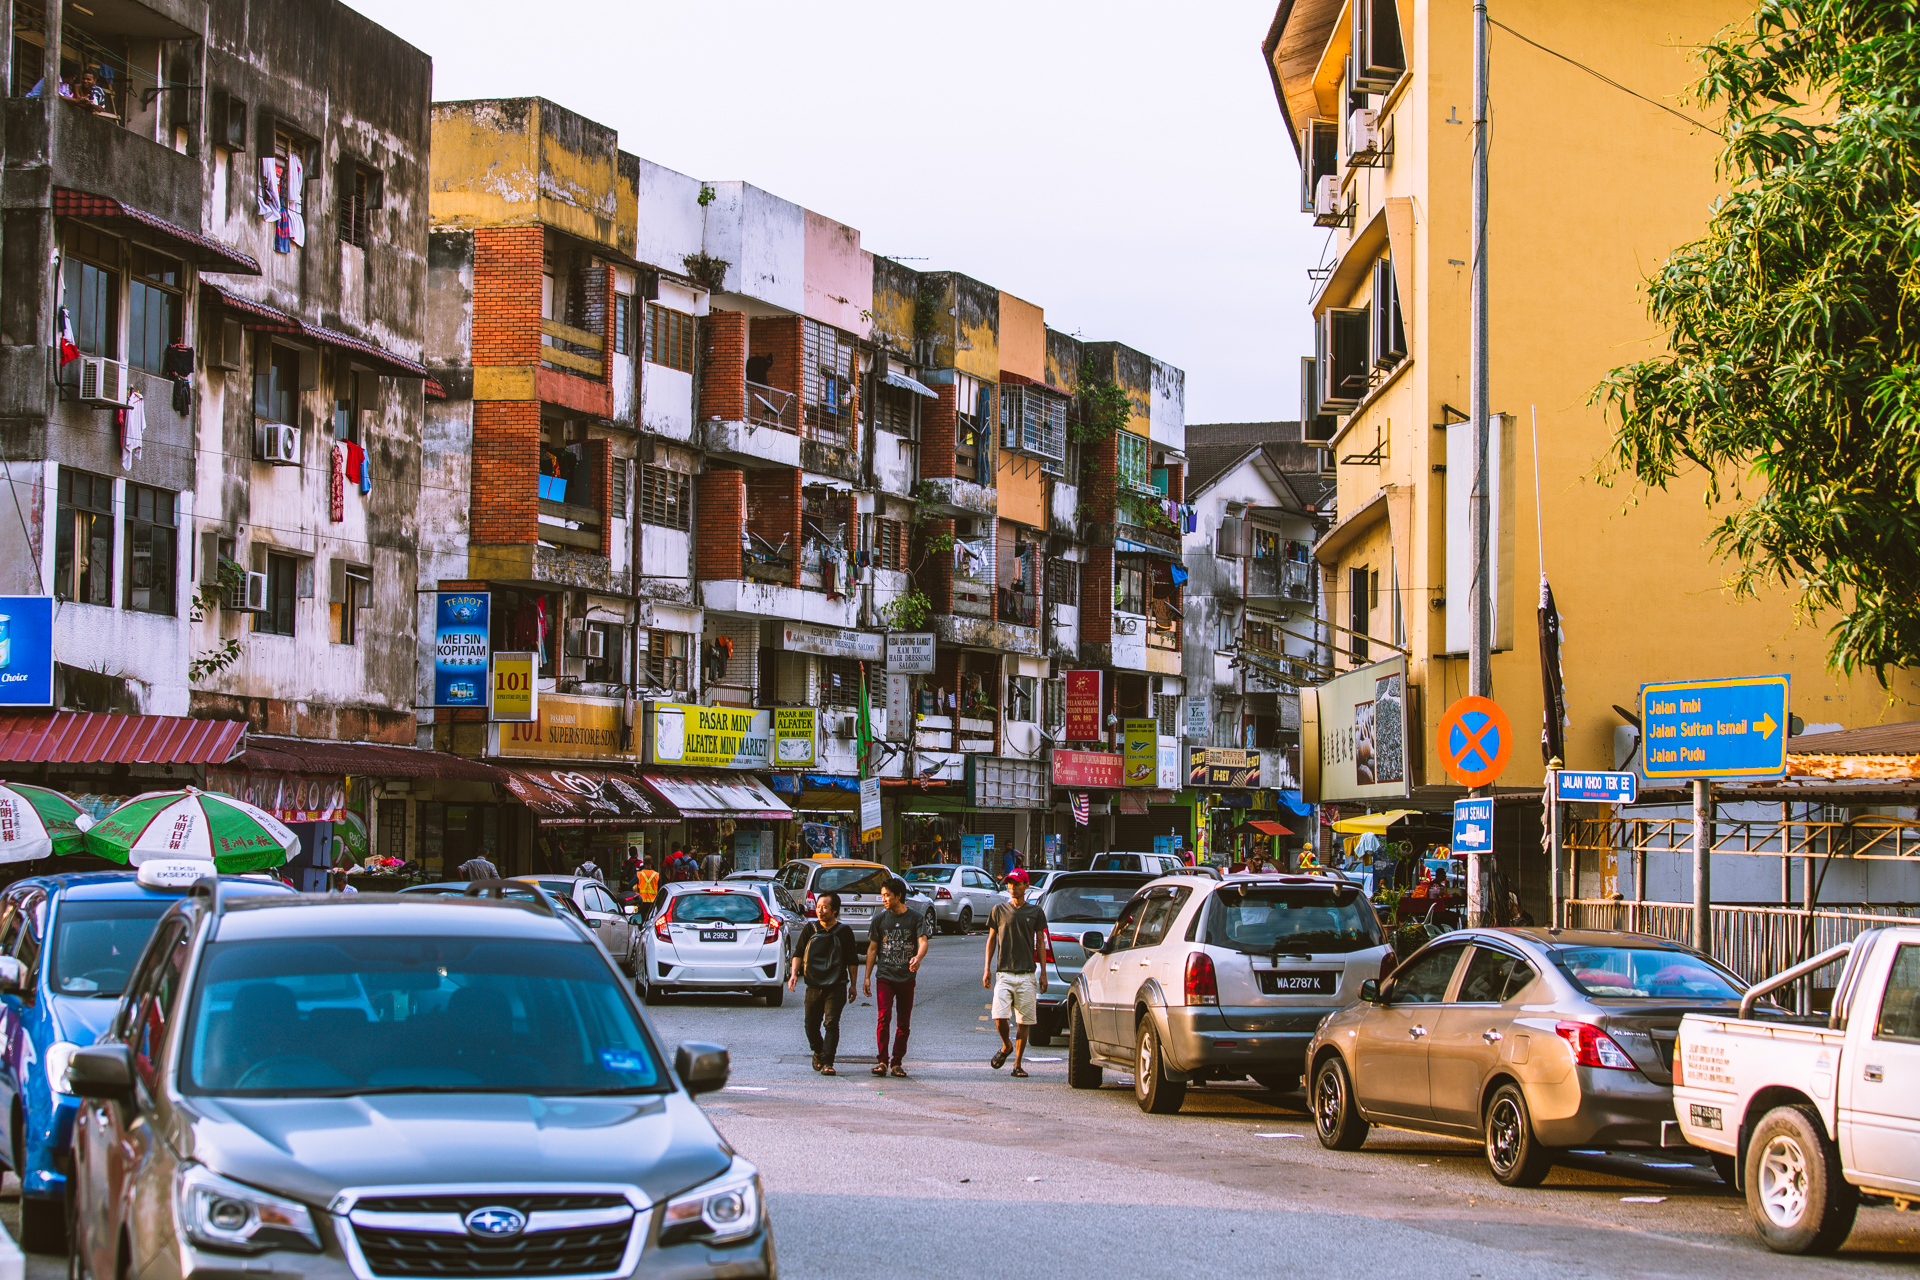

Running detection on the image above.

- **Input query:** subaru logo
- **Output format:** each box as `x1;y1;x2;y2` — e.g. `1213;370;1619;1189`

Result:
463;1207;526;1238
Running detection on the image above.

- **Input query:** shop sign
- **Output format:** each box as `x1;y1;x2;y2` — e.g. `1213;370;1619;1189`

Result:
1301;656;1412;803
1123;719;1157;786
967;756;1046;809
885;674;911;741
1188;747;1259;789
1052;749;1123;789
1064;670;1103;741
886;632;936;674
859;777;882;843
433;592;490;708
496;694;630;761
782;623;883;663
1186;698;1208;741
773;708;817;767
1157;741;1182;790
649;702;771;769
204;772;346;822
490;651;537;722
959;832;995;867
0;596;54;707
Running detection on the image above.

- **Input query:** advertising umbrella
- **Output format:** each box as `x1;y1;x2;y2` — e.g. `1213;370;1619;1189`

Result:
84;787;297;873
0;782;95;863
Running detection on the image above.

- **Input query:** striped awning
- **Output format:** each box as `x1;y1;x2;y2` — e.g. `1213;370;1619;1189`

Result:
202;284;431;379
0;713;247;765
53;188;260;274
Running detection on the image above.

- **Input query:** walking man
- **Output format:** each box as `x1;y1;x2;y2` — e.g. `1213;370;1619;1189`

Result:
983;868;1048;1077
458;851;499;881
632;858;661;921
864;876;930;1077
788;891;860;1075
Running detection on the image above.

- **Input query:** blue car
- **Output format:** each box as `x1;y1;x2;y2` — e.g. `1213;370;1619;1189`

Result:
0;861;294;1249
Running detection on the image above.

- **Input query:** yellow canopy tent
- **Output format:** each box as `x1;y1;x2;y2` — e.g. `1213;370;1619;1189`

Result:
1329;809;1423;835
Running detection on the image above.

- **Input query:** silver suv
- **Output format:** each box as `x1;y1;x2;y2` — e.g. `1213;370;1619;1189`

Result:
65;883;772;1280
1065;873;1390;1113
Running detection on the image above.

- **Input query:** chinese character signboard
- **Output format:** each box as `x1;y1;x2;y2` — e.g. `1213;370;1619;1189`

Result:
772;708;817;767
782;623;884;663
1052;749;1123;789
1064;670;1103;741
649;702;772;769
1124;719;1157;787
885;632;936;674
1300;656;1412;803
433;592;490;708
0;596;54;707
490;652;537;722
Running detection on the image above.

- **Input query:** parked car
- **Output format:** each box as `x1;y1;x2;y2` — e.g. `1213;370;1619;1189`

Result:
513;874;641;974
1030;871;1154;1043
398;878;595;926
1309;928;1754;1187
1023;870;1061;897
1088;852;1185;876
1068;873;1390;1112
66;883;771;1280
723;878;805;971
1675;926;1920;1254
0;862;295;1249
778;858;938;935
900;864;1008;934
644;882;790;1006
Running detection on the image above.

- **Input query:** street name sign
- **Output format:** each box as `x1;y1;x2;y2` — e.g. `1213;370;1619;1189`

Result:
1639;675;1790;780
1452;798;1494;854
1555;770;1637;804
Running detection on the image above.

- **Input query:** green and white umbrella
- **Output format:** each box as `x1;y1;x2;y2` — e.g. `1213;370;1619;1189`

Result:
84;787;297;874
0;782;94;863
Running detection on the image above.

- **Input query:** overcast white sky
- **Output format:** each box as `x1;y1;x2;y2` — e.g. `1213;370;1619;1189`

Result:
341;0;1321;427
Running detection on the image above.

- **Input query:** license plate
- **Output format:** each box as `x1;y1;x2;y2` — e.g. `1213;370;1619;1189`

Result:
699;929;737;943
841;906;872;917
1258;970;1336;995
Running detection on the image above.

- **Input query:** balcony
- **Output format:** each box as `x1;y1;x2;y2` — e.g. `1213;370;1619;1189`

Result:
997;587;1039;629
1110;611;1180;676
1087;518;1180;557
1248;557;1315;611
700;578;859;629
929;613;1042;657
7;95;202;230
541;319;605;380
537;495;602;551
918;476;997;520
703;388;803;469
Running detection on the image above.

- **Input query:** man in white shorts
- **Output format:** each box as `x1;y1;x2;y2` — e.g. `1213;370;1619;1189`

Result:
982;868;1049;1077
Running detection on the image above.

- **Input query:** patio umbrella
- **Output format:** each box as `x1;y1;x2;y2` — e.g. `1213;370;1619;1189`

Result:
83;787;297;873
0;781;95;863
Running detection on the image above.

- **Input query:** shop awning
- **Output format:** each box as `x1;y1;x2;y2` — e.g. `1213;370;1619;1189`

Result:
1330;808;1423;835
0;712;246;765
235;736;508;782
883;369;940;400
500;768;677;826
202;283;432;379
644;773;794;820
1239;820;1290;836
54;188;261;274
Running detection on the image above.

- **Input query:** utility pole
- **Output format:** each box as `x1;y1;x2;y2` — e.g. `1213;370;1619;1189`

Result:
1467;0;1494;927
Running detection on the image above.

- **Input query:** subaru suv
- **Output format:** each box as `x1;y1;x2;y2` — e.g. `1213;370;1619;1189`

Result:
64;883;772;1280
1065;873;1390;1113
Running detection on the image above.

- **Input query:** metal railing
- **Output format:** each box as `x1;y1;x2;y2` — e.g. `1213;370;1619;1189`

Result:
1567;813;1920;863
1565;898;1920;984
747;381;798;432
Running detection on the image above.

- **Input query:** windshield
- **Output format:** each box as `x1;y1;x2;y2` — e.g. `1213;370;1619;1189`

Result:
669;893;764;924
182;937;665;1097
1554;946;1745;1000
1201;886;1383;955
50;899;171;996
900;867;952;884
1044;886;1140;923
816;866;890;896
526;880;577;897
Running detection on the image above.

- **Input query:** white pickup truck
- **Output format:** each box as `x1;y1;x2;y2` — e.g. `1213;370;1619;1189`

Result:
1673;925;1920;1255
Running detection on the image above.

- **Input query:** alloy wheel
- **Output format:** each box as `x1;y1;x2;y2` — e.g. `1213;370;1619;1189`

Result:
1487;1096;1522;1173
1758;1134;1810;1227
1315;1066;1343;1136
1136;1027;1153;1095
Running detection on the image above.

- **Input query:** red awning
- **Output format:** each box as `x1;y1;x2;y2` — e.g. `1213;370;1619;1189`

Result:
234;736;508;782
1242;820;1289;836
0;713;246;765
54;188;260;274
202;284;430;379
500;768;678;826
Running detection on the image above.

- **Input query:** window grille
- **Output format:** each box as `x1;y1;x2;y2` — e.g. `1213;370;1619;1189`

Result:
646;304;696;372
803;319;857;448
1046;557;1079;607
638;465;690;531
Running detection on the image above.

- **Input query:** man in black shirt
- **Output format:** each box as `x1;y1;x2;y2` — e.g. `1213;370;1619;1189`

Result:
983;868;1049;1077
787;891;860;1075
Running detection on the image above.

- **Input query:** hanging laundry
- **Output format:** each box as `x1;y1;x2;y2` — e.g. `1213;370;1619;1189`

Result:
258;156;282;221
58;308;80;365
329;444;346;523
118;392;146;470
343;441;366;484
359;464;371;497
286;154;306;247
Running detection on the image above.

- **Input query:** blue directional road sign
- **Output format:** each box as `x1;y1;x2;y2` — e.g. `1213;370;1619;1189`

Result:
1452;798;1494;854
1639;675;1790;780
1556;770;1638;804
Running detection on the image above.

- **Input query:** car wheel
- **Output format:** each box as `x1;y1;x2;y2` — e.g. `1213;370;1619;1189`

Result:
762;984;785;1009
643;984;666;1006
1484;1083;1554;1187
20;1192;67;1253
1133;1018;1186;1115
1746;1104;1859;1255
67;1189;87;1280
1710;1151;1738;1188
924;909;937;937
1312;1055;1369;1151
958;907;972;934
1067;1005;1103;1090
1251;1071;1300;1095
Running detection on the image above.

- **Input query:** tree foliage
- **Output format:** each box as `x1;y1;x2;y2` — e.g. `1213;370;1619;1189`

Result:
1595;0;1920;680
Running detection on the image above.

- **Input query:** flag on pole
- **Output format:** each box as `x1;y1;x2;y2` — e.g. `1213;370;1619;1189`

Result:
58;307;79;365
1538;574;1567;763
1072;792;1089;826
856;661;873;779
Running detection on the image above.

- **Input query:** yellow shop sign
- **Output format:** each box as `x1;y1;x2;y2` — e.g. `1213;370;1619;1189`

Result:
649;702;772;769
494;694;629;760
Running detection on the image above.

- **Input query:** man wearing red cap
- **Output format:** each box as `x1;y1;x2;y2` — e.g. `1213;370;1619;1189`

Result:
983;868;1049;1077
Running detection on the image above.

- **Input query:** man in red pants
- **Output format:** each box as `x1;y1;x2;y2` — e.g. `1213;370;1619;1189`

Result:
863;876;930;1076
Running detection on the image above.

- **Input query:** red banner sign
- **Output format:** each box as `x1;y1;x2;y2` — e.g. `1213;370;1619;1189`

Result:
1064;670;1103;741
1051;749;1123;789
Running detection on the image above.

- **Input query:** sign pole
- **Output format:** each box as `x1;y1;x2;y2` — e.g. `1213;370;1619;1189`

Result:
1545;757;1562;929
1466;0;1493;929
1692;778;1711;955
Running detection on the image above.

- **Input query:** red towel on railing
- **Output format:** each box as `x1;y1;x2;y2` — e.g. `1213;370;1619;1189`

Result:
344;441;366;484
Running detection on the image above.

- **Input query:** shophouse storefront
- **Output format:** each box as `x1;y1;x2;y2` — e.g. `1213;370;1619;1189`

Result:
480;692;661;877
1049;748;1125;869
642;701;796;871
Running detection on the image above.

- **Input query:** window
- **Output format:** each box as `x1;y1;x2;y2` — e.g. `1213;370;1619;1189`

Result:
1133;889;1192;949
1387;943;1467;1003
821;657;864;708
125;921;188;1093
645;630;691;692
1457;947;1538;1004
1317;307;1371;411
330;560;370;645
256;552;298;636
874;517;907;572
1000;385;1067;472
332;361;361;443
1114;562;1148;616
61;227;120;367
255;343;301;425
638;465;690;531
873;378;920;439
377;798;406;861
1348;566;1369;662
954;374;991;483
803;319;857;448
1875;945;1920;1043
612;293;634;356
125;485;176;616
127;248;182;376
1009;675;1036;723
1118;431;1149;491
336;161;380;248
1046;557;1078;607
1353;0;1407;91
646;304;695;373
1156;693;1179;737
584;622;622;685
1298;119;1340;213
1373;258;1407;370
55;468;114;605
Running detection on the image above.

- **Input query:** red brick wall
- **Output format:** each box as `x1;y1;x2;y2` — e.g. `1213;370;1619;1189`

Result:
472;401;541;544
922;383;956;479
587;438;613;555
1080;545;1112;644
1083;430;1117;522
472;227;543;367
696;467;744;580
745;469;801;587
748;315;803;395
700;309;747;421
1166;462;1184;505
919;516;955;615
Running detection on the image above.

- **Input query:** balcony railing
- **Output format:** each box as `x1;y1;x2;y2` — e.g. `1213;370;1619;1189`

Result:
748;381;798;432
537;496;602;551
1147;601;1182;650
743;531;793;584
541;318;605;379
997;588;1039;628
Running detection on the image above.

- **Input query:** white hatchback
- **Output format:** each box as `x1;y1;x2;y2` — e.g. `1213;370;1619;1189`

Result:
642;882;788;1007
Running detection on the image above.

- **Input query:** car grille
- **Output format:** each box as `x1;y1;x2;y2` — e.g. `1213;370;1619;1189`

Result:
354;1195;629;1214
348;1193;634;1279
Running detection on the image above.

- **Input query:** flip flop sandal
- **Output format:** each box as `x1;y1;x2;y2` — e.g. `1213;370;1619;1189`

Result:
871;1063;889;1076
990;1049;1010;1070
890;1065;908;1077
821;1065;837;1075
1010;1067;1029;1078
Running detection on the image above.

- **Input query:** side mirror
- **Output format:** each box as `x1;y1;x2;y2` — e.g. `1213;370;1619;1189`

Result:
674;1041;730;1096
67;1044;135;1103
1360;979;1382;1004
1080;931;1106;952
0;956;25;996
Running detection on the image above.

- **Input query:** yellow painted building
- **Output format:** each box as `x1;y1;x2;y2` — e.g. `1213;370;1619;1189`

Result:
1266;0;1919;795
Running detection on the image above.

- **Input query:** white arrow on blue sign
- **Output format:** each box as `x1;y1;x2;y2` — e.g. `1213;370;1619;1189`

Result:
1555;770;1637;804
1452;798;1494;854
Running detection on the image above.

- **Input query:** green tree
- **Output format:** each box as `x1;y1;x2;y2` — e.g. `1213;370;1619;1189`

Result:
1595;0;1920;680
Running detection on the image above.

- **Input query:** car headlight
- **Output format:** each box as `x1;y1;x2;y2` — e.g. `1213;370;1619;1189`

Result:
660;1158;763;1247
175;1165;321;1254
45;1042;80;1099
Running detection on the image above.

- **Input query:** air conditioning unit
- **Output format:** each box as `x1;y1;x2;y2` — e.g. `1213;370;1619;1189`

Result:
1312;174;1346;227
584;628;606;660
77;357;130;406
832;714;857;741
254;422;299;465
1347;108;1379;159
228;570;268;612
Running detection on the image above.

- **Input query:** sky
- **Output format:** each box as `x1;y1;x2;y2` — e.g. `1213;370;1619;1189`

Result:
340;0;1321;427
